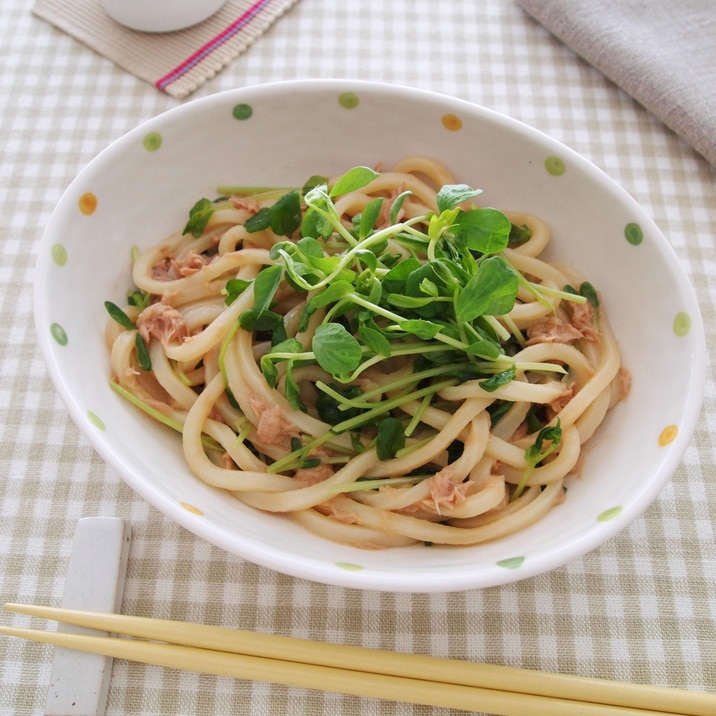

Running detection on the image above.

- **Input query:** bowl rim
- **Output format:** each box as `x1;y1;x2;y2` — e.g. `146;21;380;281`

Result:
34;78;707;592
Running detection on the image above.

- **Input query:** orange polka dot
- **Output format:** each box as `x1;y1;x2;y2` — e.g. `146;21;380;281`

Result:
442;114;462;131
79;192;97;215
180;502;204;516
658;425;678;447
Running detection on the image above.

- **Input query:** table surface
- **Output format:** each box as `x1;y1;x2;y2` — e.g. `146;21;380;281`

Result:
1;1;715;714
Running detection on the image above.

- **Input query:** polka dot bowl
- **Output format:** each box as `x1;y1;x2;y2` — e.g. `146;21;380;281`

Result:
34;80;705;592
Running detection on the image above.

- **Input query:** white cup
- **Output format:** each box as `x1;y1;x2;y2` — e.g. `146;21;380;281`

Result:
100;0;227;33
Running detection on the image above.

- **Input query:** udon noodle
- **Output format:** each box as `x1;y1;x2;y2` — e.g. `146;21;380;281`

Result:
105;157;629;549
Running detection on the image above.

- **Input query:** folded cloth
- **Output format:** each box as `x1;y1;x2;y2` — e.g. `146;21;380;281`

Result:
32;0;300;99
517;0;716;167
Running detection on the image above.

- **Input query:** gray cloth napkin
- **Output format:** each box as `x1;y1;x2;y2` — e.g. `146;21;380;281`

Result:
517;0;716;167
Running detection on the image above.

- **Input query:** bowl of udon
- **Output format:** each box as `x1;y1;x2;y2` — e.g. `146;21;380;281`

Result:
34;79;705;592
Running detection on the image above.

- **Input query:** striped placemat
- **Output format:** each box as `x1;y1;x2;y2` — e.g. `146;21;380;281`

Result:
32;0;300;99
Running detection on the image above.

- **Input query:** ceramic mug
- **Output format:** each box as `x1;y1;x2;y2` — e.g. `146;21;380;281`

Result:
100;0;227;33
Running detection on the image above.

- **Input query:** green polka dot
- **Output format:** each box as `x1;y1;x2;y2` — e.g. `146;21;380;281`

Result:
496;556;525;569
544;156;566;176
335;562;364;571
338;92;359;109
673;312;691;336
232;103;253;120
87;411;106;430
50;323;68;346
624;222;643;246
597;506;622;522
143;132;162;151
51;243;67;266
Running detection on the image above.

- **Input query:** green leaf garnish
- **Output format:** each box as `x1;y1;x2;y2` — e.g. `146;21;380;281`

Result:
508;222;532;247
579;281;599;311
182;197;214;238
312;323;363;376
455;256;519;323
268;190;302;237
512;419;562;500
104;301;135;330
329;166;379;197
436;184;483;212
244;207;271;233
252;264;283;314
126;290;151;311
479;365;516;392
454;207;512;254
224;278;251;306
376;417;406;460
135;333;152;371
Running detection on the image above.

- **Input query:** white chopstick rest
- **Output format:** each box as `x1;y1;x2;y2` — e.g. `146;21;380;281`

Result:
44;518;131;716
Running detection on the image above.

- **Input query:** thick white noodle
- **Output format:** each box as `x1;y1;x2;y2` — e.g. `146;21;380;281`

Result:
107;157;626;548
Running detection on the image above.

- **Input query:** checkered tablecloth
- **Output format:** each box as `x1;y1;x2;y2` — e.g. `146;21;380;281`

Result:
1;1;715;714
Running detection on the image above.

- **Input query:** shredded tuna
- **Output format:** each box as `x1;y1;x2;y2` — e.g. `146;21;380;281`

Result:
294;456;335;487
151;258;174;281
428;467;471;515
136;302;189;346
230;198;261;213
249;395;300;448
151;251;209;280
549;380;575;415
171;251;209;277
510;421;530;441
567;301;601;343
526;315;583;345
617;367;632;401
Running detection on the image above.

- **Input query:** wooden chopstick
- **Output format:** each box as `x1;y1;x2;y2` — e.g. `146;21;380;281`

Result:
2;604;714;716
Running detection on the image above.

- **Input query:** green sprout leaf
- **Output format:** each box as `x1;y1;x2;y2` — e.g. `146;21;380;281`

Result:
389;190;412;224
513;419;562;500
312;323;363;376
127;290;151;311
455;256;519;323
315;383;362;424
329;166;379;197
508;222;532;248
104;301;135;330
358;323;392;356
436;184;483;212
579;281;600;311
478;365;516;392
306;280;355;312
135;333;152;371
244;207;271;233
224;278;251;306
252;264;283;313
376;417;406;460
182;197;214;238
454;207;512;254
399;319;442;340
268;190;302;237
358;197;384;240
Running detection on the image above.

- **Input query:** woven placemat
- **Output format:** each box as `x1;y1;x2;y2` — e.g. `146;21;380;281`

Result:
32;0;300;99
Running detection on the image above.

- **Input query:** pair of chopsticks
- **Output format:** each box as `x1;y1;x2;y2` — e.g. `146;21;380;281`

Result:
2;603;714;716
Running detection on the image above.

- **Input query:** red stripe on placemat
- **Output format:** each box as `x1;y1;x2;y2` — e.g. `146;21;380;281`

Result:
155;0;273;92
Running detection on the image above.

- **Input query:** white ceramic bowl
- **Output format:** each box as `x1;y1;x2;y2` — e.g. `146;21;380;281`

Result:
34;80;705;592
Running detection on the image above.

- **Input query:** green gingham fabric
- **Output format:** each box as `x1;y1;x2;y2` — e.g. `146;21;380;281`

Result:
1;1;715;714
